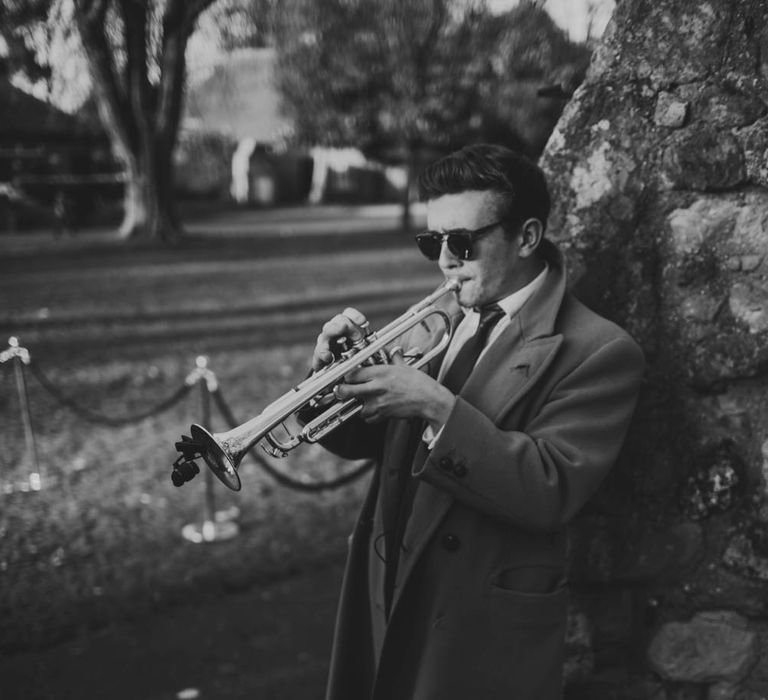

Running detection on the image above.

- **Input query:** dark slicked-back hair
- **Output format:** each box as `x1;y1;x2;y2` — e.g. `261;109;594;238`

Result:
418;144;551;232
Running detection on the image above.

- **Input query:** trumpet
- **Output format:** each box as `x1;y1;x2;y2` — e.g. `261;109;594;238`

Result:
171;279;460;491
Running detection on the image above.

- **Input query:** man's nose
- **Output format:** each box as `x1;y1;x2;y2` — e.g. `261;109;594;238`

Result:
438;238;460;269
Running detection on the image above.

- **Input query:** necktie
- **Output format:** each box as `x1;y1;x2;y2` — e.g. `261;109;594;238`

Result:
441;304;505;394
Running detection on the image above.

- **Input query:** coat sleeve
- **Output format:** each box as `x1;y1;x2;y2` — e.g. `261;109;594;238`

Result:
295;400;386;461
313;417;386;461
413;336;644;532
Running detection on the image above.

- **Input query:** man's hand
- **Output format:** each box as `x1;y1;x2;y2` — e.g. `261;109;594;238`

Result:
312;307;369;371
335;349;456;430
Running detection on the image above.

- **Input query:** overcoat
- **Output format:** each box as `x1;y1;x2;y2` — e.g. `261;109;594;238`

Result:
318;240;644;700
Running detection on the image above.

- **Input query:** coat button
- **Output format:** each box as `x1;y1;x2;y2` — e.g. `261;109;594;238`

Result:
438;456;453;471
441;533;460;551
453;462;467;478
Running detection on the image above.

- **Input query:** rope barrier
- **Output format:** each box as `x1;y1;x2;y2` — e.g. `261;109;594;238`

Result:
26;362;193;426
210;385;374;493
2;336;373;499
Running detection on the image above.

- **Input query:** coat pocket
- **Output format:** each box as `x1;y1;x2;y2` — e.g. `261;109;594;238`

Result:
487;581;568;627
490;564;565;594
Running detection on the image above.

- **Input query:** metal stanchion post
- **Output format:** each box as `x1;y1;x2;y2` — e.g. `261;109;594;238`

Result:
181;356;239;543
1;337;42;492
200;369;217;541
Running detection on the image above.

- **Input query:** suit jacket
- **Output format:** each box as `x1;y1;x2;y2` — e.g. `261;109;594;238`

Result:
318;240;645;700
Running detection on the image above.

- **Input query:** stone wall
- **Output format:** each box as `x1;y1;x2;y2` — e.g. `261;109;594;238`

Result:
540;1;768;698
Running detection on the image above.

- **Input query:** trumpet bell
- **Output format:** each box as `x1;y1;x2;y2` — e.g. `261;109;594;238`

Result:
190;424;242;491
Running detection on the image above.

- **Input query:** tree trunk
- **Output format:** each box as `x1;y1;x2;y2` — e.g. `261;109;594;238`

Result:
540;0;768;695
119;138;181;242
400;164;413;231
400;147;419;231
72;0;204;243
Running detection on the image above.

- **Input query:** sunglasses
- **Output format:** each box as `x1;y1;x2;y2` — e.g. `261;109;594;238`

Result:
414;219;503;261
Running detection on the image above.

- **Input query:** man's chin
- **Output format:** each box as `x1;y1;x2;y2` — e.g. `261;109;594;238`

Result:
447;279;479;308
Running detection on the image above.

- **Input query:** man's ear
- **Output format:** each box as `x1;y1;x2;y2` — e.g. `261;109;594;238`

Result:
518;218;543;258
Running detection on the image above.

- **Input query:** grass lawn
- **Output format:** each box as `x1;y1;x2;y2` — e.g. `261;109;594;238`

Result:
0;221;441;653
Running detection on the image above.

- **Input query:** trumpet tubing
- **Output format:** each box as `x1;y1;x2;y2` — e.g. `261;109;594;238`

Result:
172;279;460;491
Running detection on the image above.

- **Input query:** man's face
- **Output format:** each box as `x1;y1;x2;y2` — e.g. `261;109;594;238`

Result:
426;190;526;309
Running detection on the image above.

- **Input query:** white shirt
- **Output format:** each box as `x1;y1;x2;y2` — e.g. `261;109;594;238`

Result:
423;263;549;447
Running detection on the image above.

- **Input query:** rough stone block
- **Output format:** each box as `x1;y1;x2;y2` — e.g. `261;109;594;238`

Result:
679;458;740;521
569;517;703;583
595;1;722;86
667;199;739;254
763;440;768;494
723;534;768;581
707;680;740;700
740;255;763;272
732;200;768;253
564;609;594;685
661;130;746;191
647;610;758;684
693;84;767;128
713;394;752;438
656;92;689;128
569;140;639;210
729;281;768;334
735;117;768;187
680;291;724;322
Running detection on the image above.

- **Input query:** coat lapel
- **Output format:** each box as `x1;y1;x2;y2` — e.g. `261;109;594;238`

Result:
462;329;564;422
451;239;568;422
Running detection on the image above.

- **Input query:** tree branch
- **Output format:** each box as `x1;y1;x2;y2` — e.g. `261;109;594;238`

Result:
72;2;138;157
153;0;215;146
119;0;152;128
77;0;110;26
185;0;219;24
161;0;216;35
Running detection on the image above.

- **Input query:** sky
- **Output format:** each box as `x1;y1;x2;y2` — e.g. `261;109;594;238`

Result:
488;0;616;41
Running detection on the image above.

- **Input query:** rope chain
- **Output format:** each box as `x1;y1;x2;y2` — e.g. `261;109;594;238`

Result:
26;362;193;426
3;338;372;493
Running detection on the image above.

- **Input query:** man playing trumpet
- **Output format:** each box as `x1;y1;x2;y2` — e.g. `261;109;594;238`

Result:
310;144;644;700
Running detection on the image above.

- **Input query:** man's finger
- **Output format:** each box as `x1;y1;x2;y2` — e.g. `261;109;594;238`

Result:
342;307;368;331
389;345;407;365
322;313;361;341
312;348;335;371
335;368;382;398
343;366;377;385
334;381;366;400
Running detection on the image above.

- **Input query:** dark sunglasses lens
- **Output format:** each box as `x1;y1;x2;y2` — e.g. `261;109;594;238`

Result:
446;234;472;260
415;232;474;260
415;234;442;260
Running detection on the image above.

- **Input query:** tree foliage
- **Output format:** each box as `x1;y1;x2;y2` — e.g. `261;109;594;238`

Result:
274;0;492;164
274;0;590;163
478;2;591;156
196;0;278;51
0;0;54;85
